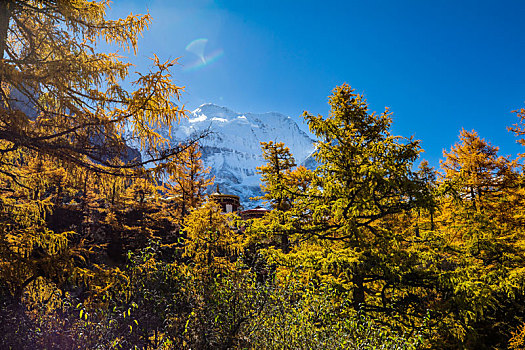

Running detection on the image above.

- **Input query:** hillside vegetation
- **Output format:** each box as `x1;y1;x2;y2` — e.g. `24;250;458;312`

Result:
1;1;525;349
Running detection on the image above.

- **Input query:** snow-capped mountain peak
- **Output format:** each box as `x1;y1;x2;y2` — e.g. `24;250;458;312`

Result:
170;103;315;205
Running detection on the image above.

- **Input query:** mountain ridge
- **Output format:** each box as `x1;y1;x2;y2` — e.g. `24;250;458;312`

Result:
170;103;316;206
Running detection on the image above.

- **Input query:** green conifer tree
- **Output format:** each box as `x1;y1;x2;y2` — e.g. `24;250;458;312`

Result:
261;84;435;332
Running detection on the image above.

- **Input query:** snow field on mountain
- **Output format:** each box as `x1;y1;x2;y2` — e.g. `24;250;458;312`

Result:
169;104;316;205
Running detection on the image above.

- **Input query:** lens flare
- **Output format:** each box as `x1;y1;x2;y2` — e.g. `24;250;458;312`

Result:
185;38;208;64
184;38;224;71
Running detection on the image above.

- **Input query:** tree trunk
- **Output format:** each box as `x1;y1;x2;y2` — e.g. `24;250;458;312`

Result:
281;233;290;253
14;274;37;304
0;0;10;61
0;0;11;107
353;273;365;310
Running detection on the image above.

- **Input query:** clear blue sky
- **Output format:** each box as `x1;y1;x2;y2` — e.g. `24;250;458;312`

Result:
110;0;525;166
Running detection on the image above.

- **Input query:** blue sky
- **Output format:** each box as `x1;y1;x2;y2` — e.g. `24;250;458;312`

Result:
110;0;525;166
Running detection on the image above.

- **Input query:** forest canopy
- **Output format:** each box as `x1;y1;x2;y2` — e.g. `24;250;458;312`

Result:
1;1;525;350
0;0;194;176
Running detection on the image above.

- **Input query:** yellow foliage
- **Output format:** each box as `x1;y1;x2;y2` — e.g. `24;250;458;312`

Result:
183;201;241;272
510;323;525;350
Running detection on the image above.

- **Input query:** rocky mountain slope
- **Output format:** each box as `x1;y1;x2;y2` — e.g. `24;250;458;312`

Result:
168;103;316;206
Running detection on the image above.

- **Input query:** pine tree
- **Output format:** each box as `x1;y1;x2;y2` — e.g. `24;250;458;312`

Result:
254;141;299;253
441;129;514;212
262;84;435;330
0;0;189;175
258;141;296;211
163;142;213;221
0;0;193;306
433;128;525;347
